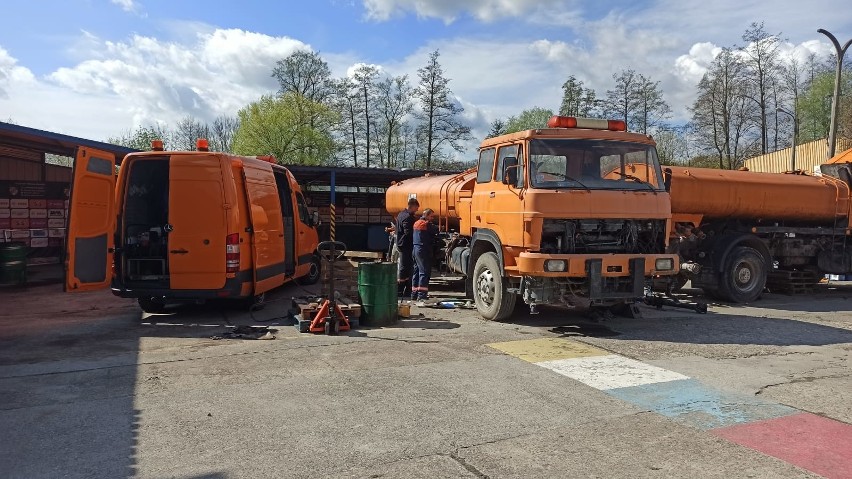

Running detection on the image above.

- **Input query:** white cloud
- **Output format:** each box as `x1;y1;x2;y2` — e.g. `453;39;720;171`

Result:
363;0;570;23
110;0;139;13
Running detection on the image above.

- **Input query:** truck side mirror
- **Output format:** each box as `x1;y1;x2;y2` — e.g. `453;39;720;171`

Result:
311;211;321;227
663;168;672;193
502;156;519;186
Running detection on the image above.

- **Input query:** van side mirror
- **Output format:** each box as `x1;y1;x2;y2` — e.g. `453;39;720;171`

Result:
502;156;519;186
663;168;672;193
311;211;321;227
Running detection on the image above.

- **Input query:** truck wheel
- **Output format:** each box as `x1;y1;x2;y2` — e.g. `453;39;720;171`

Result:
138;297;166;314
718;246;766;303
301;255;321;285
472;252;516;321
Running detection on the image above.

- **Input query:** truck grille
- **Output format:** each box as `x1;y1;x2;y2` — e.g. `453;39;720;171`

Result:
540;219;666;254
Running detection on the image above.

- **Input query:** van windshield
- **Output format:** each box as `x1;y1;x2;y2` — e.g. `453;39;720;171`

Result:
529;139;665;191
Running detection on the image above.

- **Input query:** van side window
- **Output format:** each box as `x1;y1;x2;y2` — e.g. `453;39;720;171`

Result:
476;148;496;183
295;193;310;225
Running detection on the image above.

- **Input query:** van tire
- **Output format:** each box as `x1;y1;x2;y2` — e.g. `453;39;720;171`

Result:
243;292;267;311
472;252;516;321
138;297;166;314
302;255;321;285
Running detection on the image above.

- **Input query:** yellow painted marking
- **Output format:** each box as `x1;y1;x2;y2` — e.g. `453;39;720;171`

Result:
487;338;608;363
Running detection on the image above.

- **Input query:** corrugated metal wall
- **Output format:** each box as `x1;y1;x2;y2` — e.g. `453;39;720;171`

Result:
745;138;852;173
45;164;72;182
0;144;45;181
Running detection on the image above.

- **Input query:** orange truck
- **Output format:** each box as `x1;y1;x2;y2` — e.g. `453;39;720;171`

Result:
386;116;680;320
65;140;321;312
664;148;852;302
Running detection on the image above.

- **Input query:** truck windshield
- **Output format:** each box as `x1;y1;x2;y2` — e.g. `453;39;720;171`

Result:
529;139;665;191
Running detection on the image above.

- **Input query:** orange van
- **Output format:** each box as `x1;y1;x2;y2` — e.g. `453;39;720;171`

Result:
65;144;321;312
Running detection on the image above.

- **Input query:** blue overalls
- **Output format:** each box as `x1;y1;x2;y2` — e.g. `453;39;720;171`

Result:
411;217;438;300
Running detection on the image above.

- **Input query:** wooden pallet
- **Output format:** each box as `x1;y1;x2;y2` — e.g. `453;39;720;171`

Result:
767;270;819;295
292;296;362;319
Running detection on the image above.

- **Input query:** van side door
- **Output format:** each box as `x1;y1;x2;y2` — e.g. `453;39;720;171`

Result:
293;189;319;277
242;161;286;292
65;147;117;292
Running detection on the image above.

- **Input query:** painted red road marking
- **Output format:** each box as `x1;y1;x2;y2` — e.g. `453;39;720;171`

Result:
713;413;852;479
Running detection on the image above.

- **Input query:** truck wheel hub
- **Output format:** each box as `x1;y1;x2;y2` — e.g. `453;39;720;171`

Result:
736;263;752;284
477;270;495;305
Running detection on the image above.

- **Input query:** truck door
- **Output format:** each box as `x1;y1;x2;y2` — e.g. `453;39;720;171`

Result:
471;147;497;230
493;144;525;246
168;155;228;290
65;147;117;292
243;162;286;292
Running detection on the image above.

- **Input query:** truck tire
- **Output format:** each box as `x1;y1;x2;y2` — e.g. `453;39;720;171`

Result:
472;252;516;321
717;246;766;303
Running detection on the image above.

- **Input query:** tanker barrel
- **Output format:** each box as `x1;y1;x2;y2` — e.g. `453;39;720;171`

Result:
385;170;476;227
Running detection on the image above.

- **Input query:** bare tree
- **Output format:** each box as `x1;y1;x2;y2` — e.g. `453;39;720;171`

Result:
272;50;334;105
352;65;379;167
210;115;239;153
414;50;472;169
559;75;599;117
331;77;364;166
375;74;413;168
738;22;784;154
691;49;758;169
633;74;671;134
171;116;210;151
604;69;641;130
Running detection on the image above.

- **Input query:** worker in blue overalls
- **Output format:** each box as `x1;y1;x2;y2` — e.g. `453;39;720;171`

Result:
411;208;438;302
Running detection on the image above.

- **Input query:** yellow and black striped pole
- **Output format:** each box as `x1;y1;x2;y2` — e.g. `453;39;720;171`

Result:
329;203;336;241
330;170;336;241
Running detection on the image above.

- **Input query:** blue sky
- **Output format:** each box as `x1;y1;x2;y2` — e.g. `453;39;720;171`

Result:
1;0;850;146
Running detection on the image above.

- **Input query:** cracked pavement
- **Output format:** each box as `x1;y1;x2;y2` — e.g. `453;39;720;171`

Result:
1;282;850;477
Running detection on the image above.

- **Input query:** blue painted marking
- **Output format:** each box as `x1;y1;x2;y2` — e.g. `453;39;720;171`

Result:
606;379;797;431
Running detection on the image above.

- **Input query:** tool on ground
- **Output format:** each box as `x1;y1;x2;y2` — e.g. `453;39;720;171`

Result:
644;293;708;314
309;241;351;335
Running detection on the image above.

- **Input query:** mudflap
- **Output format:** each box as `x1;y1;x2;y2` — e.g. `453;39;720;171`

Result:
587;257;646;301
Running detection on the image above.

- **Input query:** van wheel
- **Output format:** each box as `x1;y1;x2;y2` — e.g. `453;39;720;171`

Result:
243;292;266;311
717;246;766;303
138;297;166;314
472;252;516;321
302;255;321;285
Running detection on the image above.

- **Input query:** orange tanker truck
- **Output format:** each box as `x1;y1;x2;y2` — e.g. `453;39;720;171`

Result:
664;148;852;303
386;116;680;320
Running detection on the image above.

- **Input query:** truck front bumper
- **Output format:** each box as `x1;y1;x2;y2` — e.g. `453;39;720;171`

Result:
515;253;679;278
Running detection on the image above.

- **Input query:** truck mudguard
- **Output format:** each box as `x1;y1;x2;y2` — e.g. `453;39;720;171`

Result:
469;229;504;271
710;232;772;273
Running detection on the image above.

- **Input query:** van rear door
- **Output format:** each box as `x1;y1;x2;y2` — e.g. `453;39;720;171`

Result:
168;154;228;290
65;147;117;292
242;162;286;293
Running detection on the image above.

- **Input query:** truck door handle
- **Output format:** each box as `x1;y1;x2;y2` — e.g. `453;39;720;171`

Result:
169;249;189;255
489;192;495;198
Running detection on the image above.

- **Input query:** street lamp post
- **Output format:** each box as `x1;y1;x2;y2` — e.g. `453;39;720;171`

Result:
817;29;852;159
777;107;797;171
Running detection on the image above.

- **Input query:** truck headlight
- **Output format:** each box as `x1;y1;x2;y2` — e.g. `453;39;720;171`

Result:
544;259;568;272
655;258;674;271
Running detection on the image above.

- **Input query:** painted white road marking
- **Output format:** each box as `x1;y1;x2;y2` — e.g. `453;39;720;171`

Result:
537;354;689;390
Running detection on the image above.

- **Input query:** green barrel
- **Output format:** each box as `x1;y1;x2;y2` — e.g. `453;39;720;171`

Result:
358;262;398;326
0;242;28;286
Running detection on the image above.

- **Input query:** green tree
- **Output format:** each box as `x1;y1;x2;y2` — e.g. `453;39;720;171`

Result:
559;76;598;117
487;119;506;138
604;69;641;129
108;125;170;151
414;50;472;168
504;107;554;134
232;94;338;165
797;70;852;144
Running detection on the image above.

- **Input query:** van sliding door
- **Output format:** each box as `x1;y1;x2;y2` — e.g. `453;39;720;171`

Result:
243;162;286;292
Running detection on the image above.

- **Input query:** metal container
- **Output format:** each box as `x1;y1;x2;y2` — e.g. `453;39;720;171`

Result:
0;242;28;286
668;166;851;223
358;262;398;326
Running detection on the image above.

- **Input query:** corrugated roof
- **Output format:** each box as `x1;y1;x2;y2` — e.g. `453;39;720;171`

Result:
0;121;138;159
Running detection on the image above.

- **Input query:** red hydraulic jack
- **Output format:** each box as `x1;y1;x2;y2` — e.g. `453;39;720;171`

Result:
308;241;351;335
